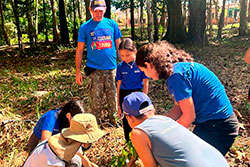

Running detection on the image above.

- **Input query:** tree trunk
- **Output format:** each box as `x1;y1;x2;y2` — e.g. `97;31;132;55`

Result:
73;0;77;45
0;0;10;45
147;0;153;43
152;0;158;41
10;0;23;52
183;0;187;24
163;0;186;43
59;0;70;45
104;0;110;18
217;0;226;39
50;0;60;45
85;0;91;21
207;0;213;36
42;0;49;43
188;0;207;45
159;5;167;37
130;0;135;40
77;0;82;24
239;0;248;36
126;9;128;29
140;0;144;39
26;0;36;49
214;0;219;23
34;0;38;45
248;0;250;22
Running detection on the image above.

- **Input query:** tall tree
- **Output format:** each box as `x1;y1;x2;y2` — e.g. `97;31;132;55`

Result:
207;0;213;36
104;0;111;18
42;0;48;43
34;0;38;45
139;0;144;39
85;0;91;21
217;0;226;39
248;0;250;22
73;0;77;45
10;0;23;52
130;0;135;40
77;0;82;24
26;0;36;49
50;0;60;45
0;0;10;45
188;0;207;45
147;0;153;43
163;0;187;43
59;0;70;44
239;0;248;35
152;0;158;41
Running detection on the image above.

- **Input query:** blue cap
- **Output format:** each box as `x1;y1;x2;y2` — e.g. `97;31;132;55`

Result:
122;92;155;116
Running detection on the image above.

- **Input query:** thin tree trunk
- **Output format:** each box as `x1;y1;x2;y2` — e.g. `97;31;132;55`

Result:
239;0;248;36
59;0;70;45
0;0;10;45
217;0;226;39
147;0;153;43
208;0;213;36
77;0;82;24
160;5;167;37
139;0;144;39
248;0;250;22
34;0;38;45
126;9;128;29
104;0;110;18
10;0;23;52
152;0;158;41
50;0;60;45
42;0;48;43
130;0;135;40
85;0;91;21
73;0;77;45
26;0;36;49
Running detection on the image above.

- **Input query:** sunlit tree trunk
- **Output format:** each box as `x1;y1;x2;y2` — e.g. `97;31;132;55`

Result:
42;0;48;43
163;0;186;43
207;0;213;36
147;0;153;43
188;0;207;45
10;0;23;52
214;0;219;24
85;0;91;21
50;0;60;45
0;0;10;45
217;0;226;39
26;0;36;49
152;0;158;41
59;0;70;44
139;0;144;39
125;9;128;29
239;0;248;35
130;0;135;40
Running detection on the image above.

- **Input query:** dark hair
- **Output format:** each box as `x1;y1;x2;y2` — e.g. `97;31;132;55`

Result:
136;40;194;79
119;38;136;51
134;101;155;119
58;100;85;131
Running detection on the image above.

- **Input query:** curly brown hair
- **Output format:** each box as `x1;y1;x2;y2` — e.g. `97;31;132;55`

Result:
136;41;193;79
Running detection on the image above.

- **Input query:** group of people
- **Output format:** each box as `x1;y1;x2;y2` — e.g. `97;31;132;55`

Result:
23;0;250;166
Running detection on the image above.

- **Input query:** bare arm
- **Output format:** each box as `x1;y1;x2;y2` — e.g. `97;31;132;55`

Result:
166;100;182;121
41;130;52;141
244;48;250;64
142;78;149;95
131;129;158;167
177;97;196;128
115;38;121;61
116;80;122;119
75;42;85;85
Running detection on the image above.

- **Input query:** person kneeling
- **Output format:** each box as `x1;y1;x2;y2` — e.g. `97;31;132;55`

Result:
23;113;105;167
122;92;229;167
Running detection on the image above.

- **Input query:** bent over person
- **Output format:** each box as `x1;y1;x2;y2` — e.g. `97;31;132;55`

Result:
75;0;122;124
122;92;229;167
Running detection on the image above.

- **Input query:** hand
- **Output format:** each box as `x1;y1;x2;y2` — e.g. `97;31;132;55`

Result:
76;71;83;85
117;107;123;120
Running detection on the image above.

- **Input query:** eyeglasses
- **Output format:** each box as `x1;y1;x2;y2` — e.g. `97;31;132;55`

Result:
81;143;92;152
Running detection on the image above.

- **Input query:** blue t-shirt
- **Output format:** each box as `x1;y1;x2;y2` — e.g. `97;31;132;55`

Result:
116;61;149;90
136;115;229;167
33;109;60;139
78;18;122;70
166;62;233;123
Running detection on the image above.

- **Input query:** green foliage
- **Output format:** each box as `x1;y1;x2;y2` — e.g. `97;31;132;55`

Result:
109;141;138;167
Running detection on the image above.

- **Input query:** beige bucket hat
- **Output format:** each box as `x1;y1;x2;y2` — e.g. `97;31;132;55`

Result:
62;113;105;143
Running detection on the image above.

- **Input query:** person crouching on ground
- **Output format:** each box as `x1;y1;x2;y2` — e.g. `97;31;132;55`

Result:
23;113;105;167
122;92;229;167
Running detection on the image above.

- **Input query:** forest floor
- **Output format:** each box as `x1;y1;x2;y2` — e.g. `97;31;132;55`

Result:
0;36;249;167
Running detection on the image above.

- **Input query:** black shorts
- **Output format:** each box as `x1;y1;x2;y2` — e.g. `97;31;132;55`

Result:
193;112;238;156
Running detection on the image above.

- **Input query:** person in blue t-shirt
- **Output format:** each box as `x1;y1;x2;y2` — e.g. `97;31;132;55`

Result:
75;0;122;125
122;92;229;167
116;38;149;142
135;41;238;156
27;100;85;154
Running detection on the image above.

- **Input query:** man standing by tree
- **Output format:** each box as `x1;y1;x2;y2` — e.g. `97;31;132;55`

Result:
75;0;122;124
